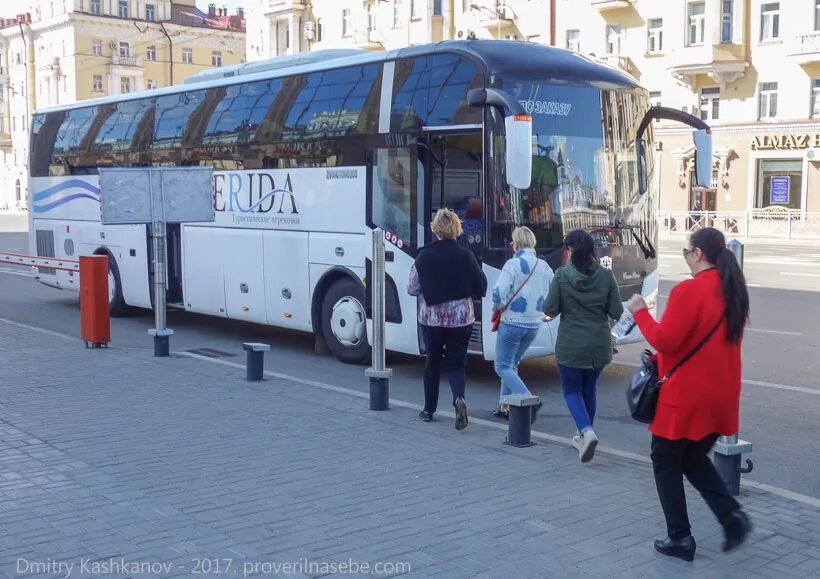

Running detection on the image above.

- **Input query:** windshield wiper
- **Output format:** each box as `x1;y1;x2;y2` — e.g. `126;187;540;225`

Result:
592;222;657;260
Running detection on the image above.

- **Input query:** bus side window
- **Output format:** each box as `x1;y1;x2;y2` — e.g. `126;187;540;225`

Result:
372;148;414;248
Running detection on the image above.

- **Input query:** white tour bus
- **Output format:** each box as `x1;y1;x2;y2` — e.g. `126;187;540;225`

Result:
28;40;713;364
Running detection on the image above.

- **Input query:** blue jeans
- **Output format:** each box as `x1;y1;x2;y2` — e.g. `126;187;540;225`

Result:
494;323;540;400
557;364;604;433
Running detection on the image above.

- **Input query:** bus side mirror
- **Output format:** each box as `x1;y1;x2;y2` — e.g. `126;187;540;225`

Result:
505;114;532;189
693;129;712;189
635;138;648;195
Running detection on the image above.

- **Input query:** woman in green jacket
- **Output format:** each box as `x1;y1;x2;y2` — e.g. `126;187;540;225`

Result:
543;229;624;463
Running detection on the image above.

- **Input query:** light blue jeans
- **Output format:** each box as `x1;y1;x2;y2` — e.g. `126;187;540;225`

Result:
494;322;540;400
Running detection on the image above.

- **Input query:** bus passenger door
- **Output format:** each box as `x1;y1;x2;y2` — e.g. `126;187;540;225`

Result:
417;131;485;354
368;144;422;356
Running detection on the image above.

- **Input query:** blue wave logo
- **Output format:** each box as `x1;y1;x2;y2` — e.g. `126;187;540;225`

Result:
32;180;101;213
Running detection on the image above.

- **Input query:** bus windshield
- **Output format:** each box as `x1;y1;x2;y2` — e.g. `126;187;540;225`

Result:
495;82;654;256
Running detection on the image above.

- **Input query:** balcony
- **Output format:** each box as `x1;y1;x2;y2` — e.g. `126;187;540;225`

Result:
353;29;381;51
790;32;820;64
591;0;635;12
265;0;306;15
601;54;639;79
110;54;142;67
668;44;748;88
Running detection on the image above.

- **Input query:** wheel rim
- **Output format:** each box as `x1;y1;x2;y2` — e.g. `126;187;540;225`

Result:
108;269;116;305
329;296;366;348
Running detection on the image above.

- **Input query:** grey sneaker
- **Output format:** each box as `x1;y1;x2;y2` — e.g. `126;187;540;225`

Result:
579;429;598;463
454;397;468;430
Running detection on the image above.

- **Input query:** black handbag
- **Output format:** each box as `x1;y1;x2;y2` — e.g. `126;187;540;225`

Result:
627;316;724;424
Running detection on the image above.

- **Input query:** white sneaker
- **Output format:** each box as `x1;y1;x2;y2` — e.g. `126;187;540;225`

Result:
579;429;598;463
571;434;583;450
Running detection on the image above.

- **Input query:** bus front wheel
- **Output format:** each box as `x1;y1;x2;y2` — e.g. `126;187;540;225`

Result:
320;278;371;365
107;256;129;317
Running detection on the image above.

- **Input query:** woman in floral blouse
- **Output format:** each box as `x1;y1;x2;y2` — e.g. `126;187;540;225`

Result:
408;208;487;430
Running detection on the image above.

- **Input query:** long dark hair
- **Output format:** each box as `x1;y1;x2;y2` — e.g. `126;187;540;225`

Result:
690;228;749;343
564;229;597;274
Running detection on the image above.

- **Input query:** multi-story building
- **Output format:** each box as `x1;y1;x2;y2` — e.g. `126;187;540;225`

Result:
0;0;246;214
245;1;552;61
556;0;820;224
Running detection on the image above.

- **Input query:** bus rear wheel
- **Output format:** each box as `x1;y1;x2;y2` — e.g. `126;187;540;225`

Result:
320;278;370;365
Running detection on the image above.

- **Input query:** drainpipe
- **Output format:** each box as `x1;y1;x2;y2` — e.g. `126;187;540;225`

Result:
19;21;35;126
449;0;455;39
550;0;556;46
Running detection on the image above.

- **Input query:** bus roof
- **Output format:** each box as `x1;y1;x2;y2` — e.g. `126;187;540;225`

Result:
35;40;639;115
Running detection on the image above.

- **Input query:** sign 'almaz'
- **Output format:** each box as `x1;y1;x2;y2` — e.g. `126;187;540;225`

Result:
751;134;820;150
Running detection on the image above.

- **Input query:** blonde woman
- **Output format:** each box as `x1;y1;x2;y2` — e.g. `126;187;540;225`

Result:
407;209;488;430
491;226;552;421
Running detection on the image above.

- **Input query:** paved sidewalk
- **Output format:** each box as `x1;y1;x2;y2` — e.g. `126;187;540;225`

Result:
0;320;818;579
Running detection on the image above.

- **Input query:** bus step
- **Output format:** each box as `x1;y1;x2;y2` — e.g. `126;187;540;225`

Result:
167;301;186;310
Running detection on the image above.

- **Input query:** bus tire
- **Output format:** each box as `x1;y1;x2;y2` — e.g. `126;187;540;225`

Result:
320;278;371;365
106;255;129;317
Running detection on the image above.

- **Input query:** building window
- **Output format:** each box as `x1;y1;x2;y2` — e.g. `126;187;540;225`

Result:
118;0;128;19
758;82;778;119
120;77;131;93
721;0;733;43
147;45;156;61
342;8;352;36
411;0;418;18
93;74;103;92
147;79;155;89
182;48;193;64
687;1;705;46
760;3;779;42
816;0;820;31
15;180;21;202
756;159;802;210
650;91;661;112
212;51;222;66
91;0;100;15
146;4;155;21
463;0;469;12
606;25;621;54
434;0;442;16
368;3;376;30
394;1;403;27
812;79;820;117
317;18;323;42
12;116;16;131
92;39;102;56
700;87;720;121
119;41;130;58
566;29;580;51
647;18;663;53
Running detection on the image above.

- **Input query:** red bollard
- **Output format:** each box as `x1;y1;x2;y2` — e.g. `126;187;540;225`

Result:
79;255;110;348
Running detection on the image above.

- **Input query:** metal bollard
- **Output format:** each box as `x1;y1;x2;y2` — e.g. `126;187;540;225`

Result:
242;343;270;382
501;394;541;447
713;239;753;496
365;229;391;410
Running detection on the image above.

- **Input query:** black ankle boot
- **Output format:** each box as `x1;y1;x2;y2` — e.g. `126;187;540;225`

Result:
654;536;696;562
722;510;751;552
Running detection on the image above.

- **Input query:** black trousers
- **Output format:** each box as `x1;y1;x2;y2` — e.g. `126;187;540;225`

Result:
651;434;741;540
421;324;472;414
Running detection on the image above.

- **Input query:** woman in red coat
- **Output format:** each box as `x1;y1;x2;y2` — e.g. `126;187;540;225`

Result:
627;228;751;562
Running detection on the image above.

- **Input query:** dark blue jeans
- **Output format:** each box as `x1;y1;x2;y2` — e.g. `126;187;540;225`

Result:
557;364;604;433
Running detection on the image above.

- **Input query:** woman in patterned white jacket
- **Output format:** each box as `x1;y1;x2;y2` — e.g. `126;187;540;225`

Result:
491;226;554;420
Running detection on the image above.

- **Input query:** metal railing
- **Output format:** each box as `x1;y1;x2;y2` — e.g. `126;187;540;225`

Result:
657;210;820;240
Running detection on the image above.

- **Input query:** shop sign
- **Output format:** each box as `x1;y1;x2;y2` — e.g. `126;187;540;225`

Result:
751;134;820;150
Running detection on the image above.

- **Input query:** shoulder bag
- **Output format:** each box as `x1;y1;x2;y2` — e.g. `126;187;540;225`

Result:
491;260;539;332
627;315;723;423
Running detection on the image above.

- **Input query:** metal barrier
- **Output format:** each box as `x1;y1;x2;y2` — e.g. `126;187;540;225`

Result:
658;210;820;240
0;252;79;272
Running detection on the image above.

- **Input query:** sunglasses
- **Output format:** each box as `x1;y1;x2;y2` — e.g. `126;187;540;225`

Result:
682;247;696;257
